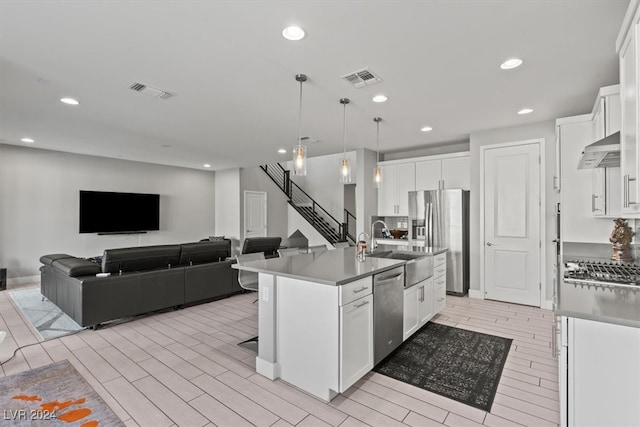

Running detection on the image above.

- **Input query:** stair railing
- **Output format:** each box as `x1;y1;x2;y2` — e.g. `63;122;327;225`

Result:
344;209;356;243
260;163;354;244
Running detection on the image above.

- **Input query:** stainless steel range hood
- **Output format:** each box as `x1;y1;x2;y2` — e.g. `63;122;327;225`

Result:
577;131;620;169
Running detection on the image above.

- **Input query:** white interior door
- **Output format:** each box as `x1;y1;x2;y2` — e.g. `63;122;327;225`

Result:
244;191;267;238
483;142;541;306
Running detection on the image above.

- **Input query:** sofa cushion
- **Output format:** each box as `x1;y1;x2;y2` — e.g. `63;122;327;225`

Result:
102;245;181;273
40;254;73;266
53;257;101;277
179;241;230;265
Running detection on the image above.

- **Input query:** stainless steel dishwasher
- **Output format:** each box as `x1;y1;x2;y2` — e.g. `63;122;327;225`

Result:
373;266;405;364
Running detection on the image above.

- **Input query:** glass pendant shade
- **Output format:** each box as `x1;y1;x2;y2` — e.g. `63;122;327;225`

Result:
373;166;382;188
340;158;351;183
293;74;308;176
293;144;307;176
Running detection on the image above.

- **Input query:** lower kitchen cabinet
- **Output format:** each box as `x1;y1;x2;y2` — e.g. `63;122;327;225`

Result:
339;294;373;392
403;277;433;341
560;316;640;426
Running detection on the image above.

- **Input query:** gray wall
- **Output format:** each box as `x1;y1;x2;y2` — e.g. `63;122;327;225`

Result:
240;167;289;242
356;148;378;238
0;144;215;280
289;151;357;222
469;120;557;303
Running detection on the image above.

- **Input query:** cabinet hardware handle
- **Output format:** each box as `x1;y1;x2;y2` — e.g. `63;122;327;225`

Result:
438;298;445;302
354;300;370;308
591;194;596;212
352;286;368;293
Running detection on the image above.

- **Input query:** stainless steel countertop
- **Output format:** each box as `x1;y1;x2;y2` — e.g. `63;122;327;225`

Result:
232;247;406;286
558;242;640;328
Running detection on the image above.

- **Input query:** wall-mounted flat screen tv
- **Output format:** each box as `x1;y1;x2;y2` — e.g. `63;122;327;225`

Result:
79;190;160;233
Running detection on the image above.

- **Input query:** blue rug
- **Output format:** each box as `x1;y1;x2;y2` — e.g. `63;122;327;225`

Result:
10;289;84;340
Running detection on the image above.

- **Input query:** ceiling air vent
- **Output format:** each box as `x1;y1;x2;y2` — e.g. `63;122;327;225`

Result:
128;82;175;100
300;136;321;144
341;68;382;88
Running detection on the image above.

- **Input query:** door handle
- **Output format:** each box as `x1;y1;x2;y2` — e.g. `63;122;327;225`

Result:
486;242;496;246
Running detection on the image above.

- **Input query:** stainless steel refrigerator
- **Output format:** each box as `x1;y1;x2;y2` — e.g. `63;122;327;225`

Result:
408;189;470;295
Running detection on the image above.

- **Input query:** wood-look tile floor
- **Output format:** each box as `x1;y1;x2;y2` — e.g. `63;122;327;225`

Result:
0;282;559;426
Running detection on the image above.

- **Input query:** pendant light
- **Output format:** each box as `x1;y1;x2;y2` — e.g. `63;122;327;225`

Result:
293;74;308;176
339;98;351;183
373;117;383;188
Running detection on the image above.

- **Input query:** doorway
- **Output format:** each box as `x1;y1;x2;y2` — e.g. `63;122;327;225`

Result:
244;191;267;238
480;140;543;306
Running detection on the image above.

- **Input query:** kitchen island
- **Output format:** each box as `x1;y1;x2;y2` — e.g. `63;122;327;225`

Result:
233;246;446;401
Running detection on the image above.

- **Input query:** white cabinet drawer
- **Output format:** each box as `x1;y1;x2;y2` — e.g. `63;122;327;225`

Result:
434;253;446;267
434;274;446;288
339;277;373;306
433;282;446;313
434;265;446;277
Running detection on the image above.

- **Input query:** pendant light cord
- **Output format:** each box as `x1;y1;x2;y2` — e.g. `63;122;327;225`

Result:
375;117;381;162
342;102;347;155
298;79;303;149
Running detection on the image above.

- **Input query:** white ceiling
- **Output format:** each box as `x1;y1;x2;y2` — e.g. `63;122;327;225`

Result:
0;0;630;171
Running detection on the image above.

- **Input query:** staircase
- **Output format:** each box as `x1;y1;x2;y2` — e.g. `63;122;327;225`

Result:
260;163;356;245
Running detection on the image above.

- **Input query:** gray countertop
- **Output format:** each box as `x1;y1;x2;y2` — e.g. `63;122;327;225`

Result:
232;247;406;286
559;242;640;328
374;244;448;255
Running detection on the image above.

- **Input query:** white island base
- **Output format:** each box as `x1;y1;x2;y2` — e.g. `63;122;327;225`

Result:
256;273;374;402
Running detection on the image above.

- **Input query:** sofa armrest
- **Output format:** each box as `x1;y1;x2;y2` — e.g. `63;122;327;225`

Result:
53;257;101;277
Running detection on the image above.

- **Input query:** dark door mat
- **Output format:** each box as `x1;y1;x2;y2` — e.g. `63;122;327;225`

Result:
373;322;512;411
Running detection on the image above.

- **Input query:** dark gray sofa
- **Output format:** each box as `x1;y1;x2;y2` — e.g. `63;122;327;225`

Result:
40;240;241;328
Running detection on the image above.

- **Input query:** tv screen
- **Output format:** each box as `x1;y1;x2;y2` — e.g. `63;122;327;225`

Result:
79;190;160;233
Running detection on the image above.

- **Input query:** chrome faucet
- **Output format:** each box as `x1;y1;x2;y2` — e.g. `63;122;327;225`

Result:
370;220;388;251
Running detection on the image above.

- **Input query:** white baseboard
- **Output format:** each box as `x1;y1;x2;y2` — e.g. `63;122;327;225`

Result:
256;358;280;380
542;300;553;310
7;275;40;287
468;289;483;299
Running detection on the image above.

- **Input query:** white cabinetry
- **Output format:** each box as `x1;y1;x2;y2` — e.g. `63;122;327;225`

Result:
561;317;640;426
589;86;621;217
377;163;415;216
557;115;614;242
403;277;433;341
432;253;446;312
340;293;374;392
415;153;470;191
403;285;419;339
617;1;640;215
275;275;373;401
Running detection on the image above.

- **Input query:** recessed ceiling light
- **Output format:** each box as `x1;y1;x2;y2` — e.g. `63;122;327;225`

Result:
500;58;523;70
421;126;433;132
21;137;34;143
372;95;388;103
282;26;306;41
203;164;211;168
60;97;80;105
518;108;534;115
278;148;287;154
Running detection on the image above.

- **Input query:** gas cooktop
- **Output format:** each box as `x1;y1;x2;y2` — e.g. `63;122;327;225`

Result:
564;260;640;289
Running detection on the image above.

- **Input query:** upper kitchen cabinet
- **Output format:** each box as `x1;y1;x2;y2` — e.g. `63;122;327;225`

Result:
588;85;621;217
415;153;470;191
558;114;615;242
617;1;640;216
377;162;415;216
